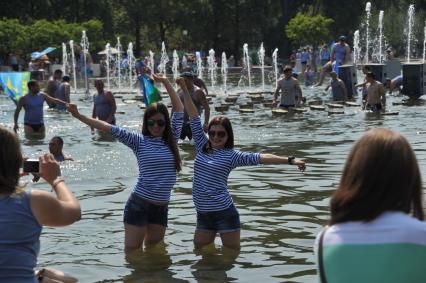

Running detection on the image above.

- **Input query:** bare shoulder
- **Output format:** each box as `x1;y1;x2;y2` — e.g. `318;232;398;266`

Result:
194;88;206;98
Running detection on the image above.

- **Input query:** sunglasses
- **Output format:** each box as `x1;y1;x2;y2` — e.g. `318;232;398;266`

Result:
208;130;227;138
147;119;166;127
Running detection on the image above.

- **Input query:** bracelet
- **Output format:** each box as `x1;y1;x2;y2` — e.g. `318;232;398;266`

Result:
52;176;65;188
288;156;295;165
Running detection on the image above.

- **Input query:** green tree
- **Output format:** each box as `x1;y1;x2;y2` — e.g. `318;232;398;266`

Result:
285;13;333;48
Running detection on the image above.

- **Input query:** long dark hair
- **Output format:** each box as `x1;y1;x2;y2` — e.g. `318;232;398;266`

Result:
0;126;22;194
329;128;423;225
142;103;181;172
203;116;234;153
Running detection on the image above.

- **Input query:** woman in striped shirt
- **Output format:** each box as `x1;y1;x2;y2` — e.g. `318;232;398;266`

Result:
177;77;306;251
316;128;426;283
67;75;184;252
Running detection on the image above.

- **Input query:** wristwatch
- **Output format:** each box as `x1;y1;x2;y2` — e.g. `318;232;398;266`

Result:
288;156;295;165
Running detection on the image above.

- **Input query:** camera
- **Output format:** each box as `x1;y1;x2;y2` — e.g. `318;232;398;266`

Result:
23;159;39;173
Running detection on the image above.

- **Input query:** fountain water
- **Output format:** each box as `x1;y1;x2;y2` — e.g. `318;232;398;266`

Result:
69;40;77;92
196;51;203;79
353;30;360;64
182;54;187;70
148;51;155;71
127;43;136;91
221;52;228;94
258;43;265;90
80;30;90;95
365;2;371;63
105;43;112;90
272;48;279;88
207;49;217;89
378;10;384;63
407;4;415;62
423;21;426;62
62;43;68;75
116;37;122;91
172;50;179;84
158;42;169;75
243;43;251;87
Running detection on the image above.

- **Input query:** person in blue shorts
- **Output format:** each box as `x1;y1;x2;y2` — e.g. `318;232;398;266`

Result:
178;77;306;251
67;74;184;252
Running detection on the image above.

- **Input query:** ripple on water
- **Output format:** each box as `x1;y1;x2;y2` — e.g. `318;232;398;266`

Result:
2;87;424;282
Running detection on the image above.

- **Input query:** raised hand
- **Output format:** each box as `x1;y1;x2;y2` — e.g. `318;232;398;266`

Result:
152;73;167;83
66;103;79;117
39;154;61;185
176;77;186;88
294;159;306;172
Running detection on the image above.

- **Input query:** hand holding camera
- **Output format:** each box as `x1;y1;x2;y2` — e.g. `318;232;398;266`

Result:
23;154;61;185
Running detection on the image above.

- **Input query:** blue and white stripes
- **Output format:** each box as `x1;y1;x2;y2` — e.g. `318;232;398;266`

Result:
111;112;184;202
189;116;260;212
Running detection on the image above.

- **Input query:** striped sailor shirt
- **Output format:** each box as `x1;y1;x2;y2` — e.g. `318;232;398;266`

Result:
111;112;184;202
189;116;261;212
315;211;426;283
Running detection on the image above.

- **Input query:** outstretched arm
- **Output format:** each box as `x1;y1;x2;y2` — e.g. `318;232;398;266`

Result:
196;90;210;131
66;103;112;132
260;153;306;171
153;73;184;112
43;93;67;106
177;77;198;118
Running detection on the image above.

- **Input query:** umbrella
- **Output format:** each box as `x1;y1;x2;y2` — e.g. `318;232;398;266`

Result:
98;47;122;55
31;47;56;59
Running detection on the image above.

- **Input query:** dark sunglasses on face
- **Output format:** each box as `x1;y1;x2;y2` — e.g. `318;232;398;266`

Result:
208;130;227;138
147;119;166;127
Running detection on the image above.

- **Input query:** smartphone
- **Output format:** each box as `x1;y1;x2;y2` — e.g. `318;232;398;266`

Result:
23;159;39;173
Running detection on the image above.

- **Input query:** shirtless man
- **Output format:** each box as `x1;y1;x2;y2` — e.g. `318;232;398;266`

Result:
365;72;386;112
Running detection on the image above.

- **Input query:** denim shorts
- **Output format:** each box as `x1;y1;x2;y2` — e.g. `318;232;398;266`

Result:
123;193;168;227
196;205;241;233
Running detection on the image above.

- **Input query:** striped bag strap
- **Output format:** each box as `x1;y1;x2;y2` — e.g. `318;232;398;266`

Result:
318;227;328;283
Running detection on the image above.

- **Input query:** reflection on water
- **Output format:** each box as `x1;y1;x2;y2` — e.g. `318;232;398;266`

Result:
1;85;425;282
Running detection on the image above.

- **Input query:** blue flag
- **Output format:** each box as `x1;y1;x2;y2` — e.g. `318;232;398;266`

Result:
0;72;31;105
140;75;162;105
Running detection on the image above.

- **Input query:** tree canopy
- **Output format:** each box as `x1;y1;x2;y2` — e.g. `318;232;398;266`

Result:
1;0;426;62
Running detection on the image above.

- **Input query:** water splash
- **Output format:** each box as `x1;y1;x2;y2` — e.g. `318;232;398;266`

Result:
69;40;77;92
181;54;187;70
243;43;251;87
365;2;371;63
196;51;203;80
158;42;169;75
272;48;279;87
378;10;384;63
127;43;135;90
116;37;122;91
221;52;228;94
105;43;111;90
407;4;415;62
148;51;155;71
207;49;217;89
423;21;426;62
172;50;179;84
62;43;68;75
80;30;90;95
258;43;265;90
353;30;360;64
